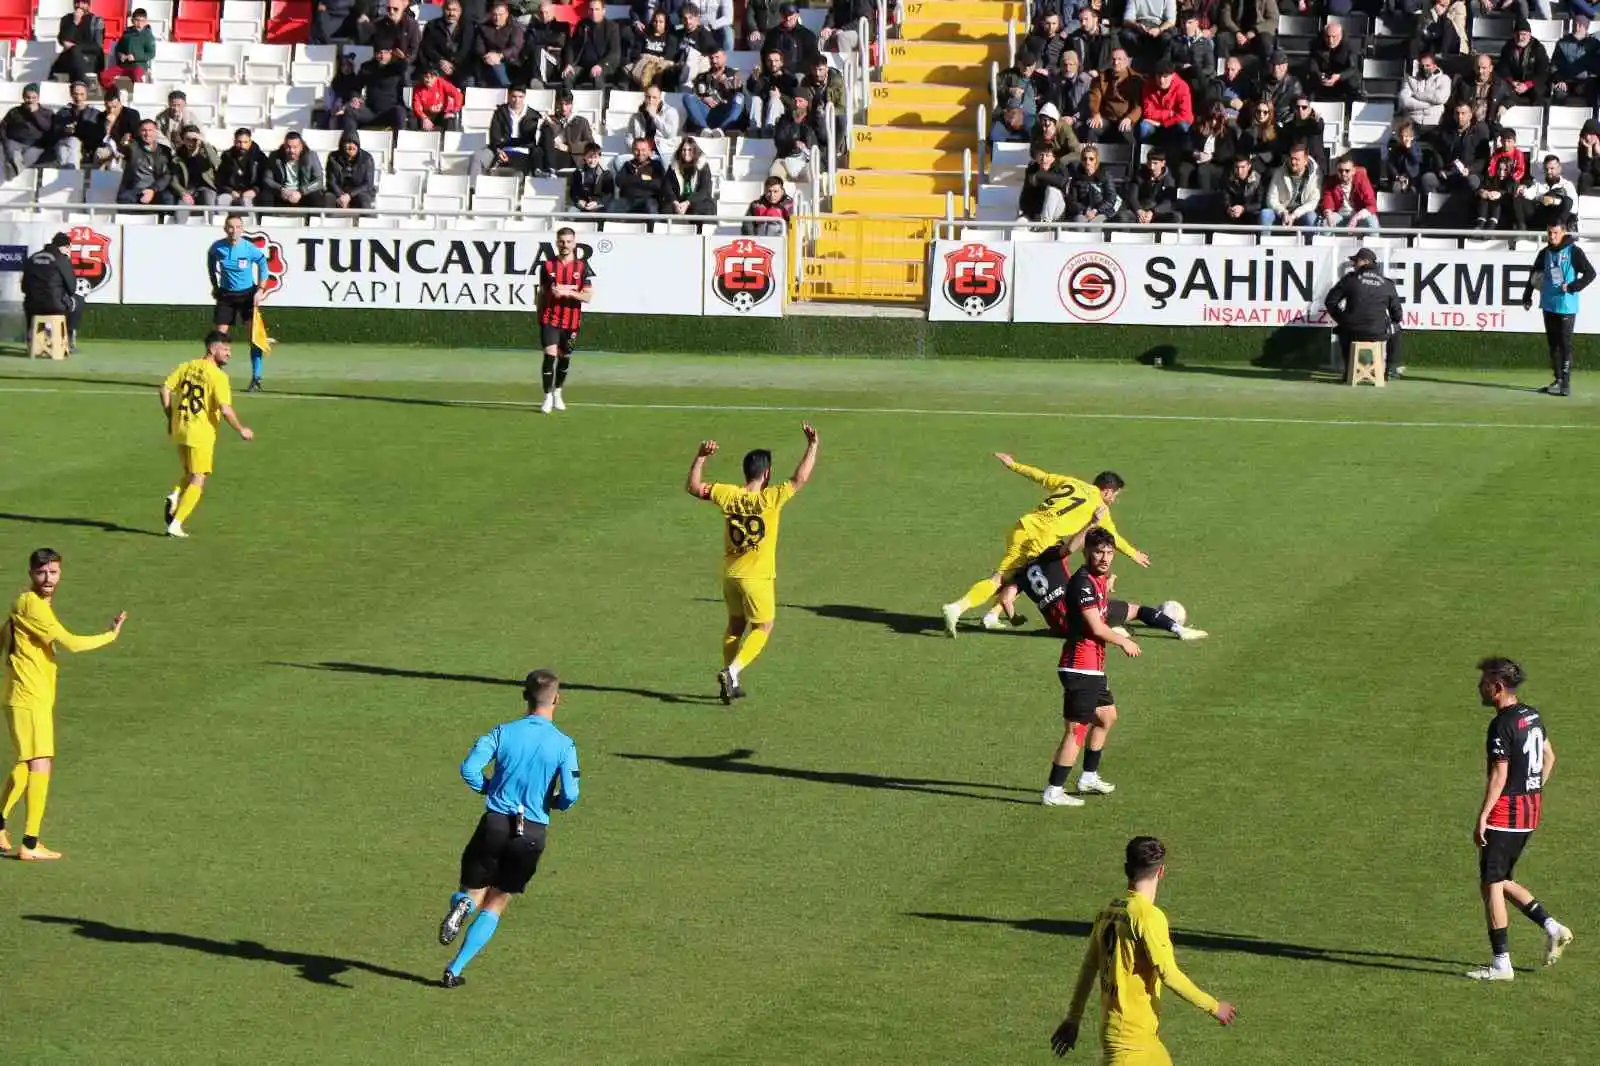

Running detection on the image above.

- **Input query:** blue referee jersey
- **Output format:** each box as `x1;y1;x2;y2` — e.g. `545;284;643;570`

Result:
461;714;580;824
208;237;268;294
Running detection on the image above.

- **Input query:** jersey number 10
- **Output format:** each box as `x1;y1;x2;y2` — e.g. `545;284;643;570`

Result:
1524;726;1546;789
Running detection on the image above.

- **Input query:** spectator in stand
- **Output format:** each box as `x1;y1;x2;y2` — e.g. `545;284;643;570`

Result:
742;175;793;234
627;10;680;89
1262;142;1321;227
369;0;422;64
1211;53;1252;115
991;104;1030;145
312;0;369;45
216;127;268;207
3;86;54;180
1318;153;1377;229
1065;145;1125;221
118;119;183;211
665;136;717;217
1383;118;1424;192
1032;103;1082;164
1411;0;1467;70
1222;153;1265;223
1455;52;1511;128
1178;101;1236;190
419;0;474;83
1020;141;1072;222
743;0;779;51
567;141;614;212
1087;48;1142;154
612;136;666;214
1422;100;1489;213
1177;0;1220;34
1027;13;1071;71
695;0;733;55
331;44;408;133
51;0;104;85
1516;154;1577;229
684;49;744;134
1056;50;1094;128
1577;118;1600;195
99;9;155;92
747;49;800;134
1475;130;1528;228
799;53;844;148
771;94;815;178
562;0;619;88
1126;150;1182;223
470;86;541;176
1398;51;1452;127
997;50;1047;130
674;5;720;89
539;88;595;170
764;3;819;72
1550;16;1600;107
525;0;573;83
1167;13;1214;91
1281;94;1327;171
1307;21;1364;103
1216;0;1276;61
1257;51;1302;124
174;125;219;210
1237;98;1281;172
326;131;378;209
820;0;871;61
627;84;682;156
1138;60;1192;153
1120;0;1176;65
54;81;103;169
412;67;464;131
1498;19;1550;106
1068;9;1115;75
261;131;332;209
95;87;139;167
156;90;204;148
1477;0;1550;24
325;49;362;118
479;0;529;88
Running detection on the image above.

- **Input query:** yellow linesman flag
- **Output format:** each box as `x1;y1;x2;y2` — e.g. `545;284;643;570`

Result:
250;309;274;356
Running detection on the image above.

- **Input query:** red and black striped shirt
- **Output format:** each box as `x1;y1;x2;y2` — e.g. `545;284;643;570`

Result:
539;255;594;330
1486;703;1547;831
1059;565;1109;673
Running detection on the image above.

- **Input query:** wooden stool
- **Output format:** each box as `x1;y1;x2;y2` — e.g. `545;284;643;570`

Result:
28;315;68;360
1347;340;1385;387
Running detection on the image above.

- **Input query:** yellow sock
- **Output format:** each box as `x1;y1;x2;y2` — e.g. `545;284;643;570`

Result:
1;763;26;819
23;769;49;838
730;628;769;674
954;579;998;613
722;634;741;667
174;481;205;524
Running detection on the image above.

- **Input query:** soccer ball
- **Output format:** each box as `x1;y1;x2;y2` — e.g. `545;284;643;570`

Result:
1159;600;1187;626
730;290;758;313
961;295;990;317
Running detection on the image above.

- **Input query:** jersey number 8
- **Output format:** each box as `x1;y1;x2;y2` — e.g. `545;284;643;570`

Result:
727;514;766;550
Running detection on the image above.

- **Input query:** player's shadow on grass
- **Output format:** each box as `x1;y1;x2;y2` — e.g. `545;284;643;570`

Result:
277;660;724;706
22;915;434;989
0;511;162;537
615;748;1039;806
908;912;1490;976
785;603;945;636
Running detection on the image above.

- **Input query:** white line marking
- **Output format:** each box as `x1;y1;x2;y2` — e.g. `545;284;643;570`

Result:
0;384;1594;431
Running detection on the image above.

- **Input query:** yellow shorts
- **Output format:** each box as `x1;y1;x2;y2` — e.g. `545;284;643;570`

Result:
1103;1041;1171;1066
723;577;777;625
179;439;215;478
6;703;54;761
994;523;1046;576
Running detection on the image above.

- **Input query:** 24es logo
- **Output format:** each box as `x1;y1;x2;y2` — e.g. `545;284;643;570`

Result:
67;225;114;298
942;242;1007;317
712;239;776;313
244;230;289;297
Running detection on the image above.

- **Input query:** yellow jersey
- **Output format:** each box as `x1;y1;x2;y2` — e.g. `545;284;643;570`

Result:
703;481;797;580
1068;891;1219;1049
2;591;118;713
164;357;233;445
1009;463;1135;556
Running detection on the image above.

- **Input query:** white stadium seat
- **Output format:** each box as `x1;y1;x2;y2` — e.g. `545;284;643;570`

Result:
198;42;246;85
471;172;519;213
36;169;82;204
392;128;440;172
12;42;57;83
440;130;485;173
36;81;69;108
150;41;198;82
377;169;423;210
0;171;35;207
298;127;341;154
245;42;291;84
221;0;265;41
86;169;120;204
271;84;317;129
224;83;271;128
422;171;469;212
291;43;338;86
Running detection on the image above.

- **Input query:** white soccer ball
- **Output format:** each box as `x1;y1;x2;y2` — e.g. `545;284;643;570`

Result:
961;295;989;317
731;290;757;313
1159;600;1187;626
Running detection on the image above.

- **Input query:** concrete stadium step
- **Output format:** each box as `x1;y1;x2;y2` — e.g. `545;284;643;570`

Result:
900;0;1027;22
853;125;976;151
801;257;923;289
867;81;988;107
830;188;959;214
815;234;929;259
816;216;936;242
884;39;1010;65
897;17;1015;41
849;144;972;170
878;59;992;85
836;169;967;195
867;100;975;125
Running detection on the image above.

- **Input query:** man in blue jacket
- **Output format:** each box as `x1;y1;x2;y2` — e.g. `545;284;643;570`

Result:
1524;221;1596;396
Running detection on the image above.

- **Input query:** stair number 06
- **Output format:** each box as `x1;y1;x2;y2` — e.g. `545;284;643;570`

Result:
890;44;908;57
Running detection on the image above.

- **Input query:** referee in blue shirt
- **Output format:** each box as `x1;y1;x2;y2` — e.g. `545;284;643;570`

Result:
207;214;271;392
437;668;581;988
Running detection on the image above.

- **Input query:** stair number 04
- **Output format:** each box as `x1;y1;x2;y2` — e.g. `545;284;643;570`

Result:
1523;728;1545;775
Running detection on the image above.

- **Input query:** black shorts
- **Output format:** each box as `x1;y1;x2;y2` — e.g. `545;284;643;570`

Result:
458;811;548;894
1480;828;1531;884
1060;671;1114;724
540;322;578;354
1106;599;1130;627
213;290;256;328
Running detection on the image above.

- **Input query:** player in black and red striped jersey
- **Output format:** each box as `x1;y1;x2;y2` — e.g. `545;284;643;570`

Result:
1467;656;1574;981
537;227;595;415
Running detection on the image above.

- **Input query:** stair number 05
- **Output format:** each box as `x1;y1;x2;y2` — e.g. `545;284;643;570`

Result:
871;86;889;99
905;1;921;11
1523;727;1545;776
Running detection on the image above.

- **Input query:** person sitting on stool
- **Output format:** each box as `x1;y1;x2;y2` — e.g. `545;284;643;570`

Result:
21;232;81;354
1324;247;1404;380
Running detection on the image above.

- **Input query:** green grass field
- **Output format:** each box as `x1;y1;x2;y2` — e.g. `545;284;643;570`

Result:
2;345;1599;1065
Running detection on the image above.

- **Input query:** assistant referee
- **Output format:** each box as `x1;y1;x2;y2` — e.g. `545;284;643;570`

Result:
206;214;270;392
436;668;580;988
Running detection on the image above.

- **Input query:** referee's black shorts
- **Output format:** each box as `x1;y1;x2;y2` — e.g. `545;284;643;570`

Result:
459;811;548;894
213;289;256;328
1060;671;1114;724
540;322;578;355
1480;828;1532;885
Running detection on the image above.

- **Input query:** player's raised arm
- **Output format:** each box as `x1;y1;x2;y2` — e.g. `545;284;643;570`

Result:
996;452;1073;490
685;439;719;497
20;597;123;654
790;422;819;490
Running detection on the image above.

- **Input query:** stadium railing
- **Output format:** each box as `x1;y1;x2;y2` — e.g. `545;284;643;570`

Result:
930;219;1567;248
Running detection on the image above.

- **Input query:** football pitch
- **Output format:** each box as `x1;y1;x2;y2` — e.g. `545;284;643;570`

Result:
2;344;1599;1065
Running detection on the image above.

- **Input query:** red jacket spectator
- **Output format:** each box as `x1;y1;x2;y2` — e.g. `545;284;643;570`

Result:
1140;66;1193;128
1485;147;1527;184
412;71;464;128
1318;163;1376;215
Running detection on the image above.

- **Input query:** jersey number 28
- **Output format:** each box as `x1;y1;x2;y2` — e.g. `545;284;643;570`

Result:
179;379;207;416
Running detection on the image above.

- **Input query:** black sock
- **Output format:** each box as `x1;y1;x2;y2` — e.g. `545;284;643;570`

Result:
1489;926;1509;956
554;356;571;389
1048;763;1071;788
1518;899;1552;928
540;354;556;392
1135;605;1179;634
22;834;37;850
1082;748;1103;774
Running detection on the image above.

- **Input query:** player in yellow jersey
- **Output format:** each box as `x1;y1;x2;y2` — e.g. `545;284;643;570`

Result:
942;454;1149;638
159;331;255;538
1;549;126;861
685;423;820;704
1052;837;1237;1064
